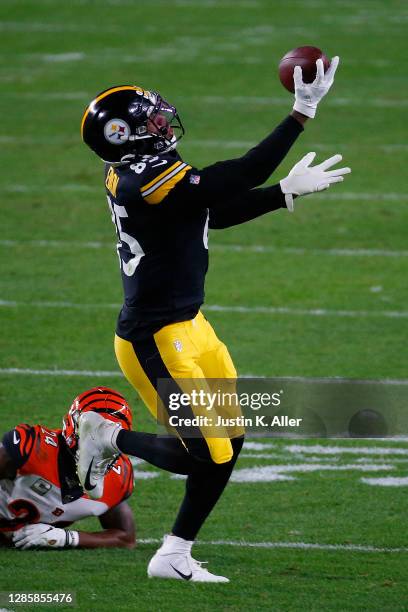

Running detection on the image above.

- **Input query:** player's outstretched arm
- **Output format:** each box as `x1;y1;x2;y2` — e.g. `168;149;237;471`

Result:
85;501;136;549
209;184;286;229
209;152;350;228
196;115;303;198
13;502;135;550
198;57;340;196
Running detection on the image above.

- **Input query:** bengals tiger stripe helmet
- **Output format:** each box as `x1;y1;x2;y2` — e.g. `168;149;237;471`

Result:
62;387;132;453
81;85;184;162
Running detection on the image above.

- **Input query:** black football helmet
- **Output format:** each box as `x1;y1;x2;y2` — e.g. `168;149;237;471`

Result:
81;85;184;162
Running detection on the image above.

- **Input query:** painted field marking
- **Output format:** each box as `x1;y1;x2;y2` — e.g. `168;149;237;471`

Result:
1;299;408;320
0;367;122;378
286;444;408;456
0;21;121;33
244;441;276;451
42;52;85;62
205;304;408;319
1;238;408;258
137;538;408;553
212;244;408;258
0;299;119;309
0;368;407;387
230;463;393;483
197;96;408;108
190;141;408;151
0;239;111;249
131;471;159;480
2;131;408;155
240;453;289;461
361;477;408;486
5;183;408;202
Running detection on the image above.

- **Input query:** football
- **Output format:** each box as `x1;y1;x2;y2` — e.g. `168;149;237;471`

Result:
279;46;330;93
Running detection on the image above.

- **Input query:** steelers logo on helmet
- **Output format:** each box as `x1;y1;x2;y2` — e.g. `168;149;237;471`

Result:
104;118;130;145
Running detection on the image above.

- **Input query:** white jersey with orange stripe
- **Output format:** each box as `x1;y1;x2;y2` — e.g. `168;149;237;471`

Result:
0;425;134;538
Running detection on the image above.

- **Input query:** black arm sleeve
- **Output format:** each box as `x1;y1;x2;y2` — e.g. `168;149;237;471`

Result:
209;184;286;229
197;114;303;196
2;426;35;469
165;115;303;209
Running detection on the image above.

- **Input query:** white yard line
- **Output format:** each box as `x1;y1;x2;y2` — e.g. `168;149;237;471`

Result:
196;96;408;108
0;299;119;309
0;368;407;387
131;471;160;480
6;184;97;193
96;0;262;6
2;130;408;154
188;140;408;152
4;92;89;101
361;477;408;487
0;21;121;33
242;375;408;386
1;299;408;319
205;304;408;319
0;239;110;249
2;239;407;258
0;367;122;378
286;445;408;456
322;192;405;201
41;52;85;62
211;244;408;257
231;464;393;483
138;538;408;553
5;184;408;202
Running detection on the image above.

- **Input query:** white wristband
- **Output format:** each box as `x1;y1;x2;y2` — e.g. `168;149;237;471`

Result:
293;100;316;119
66;530;80;548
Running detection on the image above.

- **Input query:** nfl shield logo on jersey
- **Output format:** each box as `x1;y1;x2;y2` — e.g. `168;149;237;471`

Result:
30;478;52;496
173;340;183;352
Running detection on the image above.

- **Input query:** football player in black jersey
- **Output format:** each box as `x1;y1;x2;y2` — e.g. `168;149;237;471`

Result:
78;58;350;581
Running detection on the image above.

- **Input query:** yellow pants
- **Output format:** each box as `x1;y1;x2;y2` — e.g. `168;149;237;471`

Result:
114;311;243;464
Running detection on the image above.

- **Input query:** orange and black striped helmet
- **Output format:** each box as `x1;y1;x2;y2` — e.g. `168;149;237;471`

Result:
62;386;133;452
81;85;184;162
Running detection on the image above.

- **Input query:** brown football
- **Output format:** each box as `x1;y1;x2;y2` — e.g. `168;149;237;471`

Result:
279;46;330;93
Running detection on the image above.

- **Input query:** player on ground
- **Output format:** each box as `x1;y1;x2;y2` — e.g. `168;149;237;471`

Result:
0;387;135;550
79;57;351;581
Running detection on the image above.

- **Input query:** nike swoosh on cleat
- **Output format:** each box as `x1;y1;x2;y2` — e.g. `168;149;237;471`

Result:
13;431;20;444
84;458;96;491
170;564;192;581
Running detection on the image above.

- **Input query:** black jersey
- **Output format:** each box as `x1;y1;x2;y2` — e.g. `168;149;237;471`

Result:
105;115;303;341
105;150;208;321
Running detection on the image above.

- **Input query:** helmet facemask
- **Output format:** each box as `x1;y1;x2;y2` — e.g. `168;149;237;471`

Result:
129;92;184;156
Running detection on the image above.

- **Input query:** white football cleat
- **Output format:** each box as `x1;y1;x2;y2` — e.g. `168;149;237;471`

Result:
76;412;121;499
147;535;229;583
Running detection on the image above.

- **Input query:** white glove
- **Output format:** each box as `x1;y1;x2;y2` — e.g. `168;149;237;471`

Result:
280;152;351;212
293;56;339;119
12;523;79;550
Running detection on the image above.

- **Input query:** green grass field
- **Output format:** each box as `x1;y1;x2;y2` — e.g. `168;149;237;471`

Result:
1;0;408;609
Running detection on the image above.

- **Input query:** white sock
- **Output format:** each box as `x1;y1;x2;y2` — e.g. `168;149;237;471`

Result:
160;534;193;554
